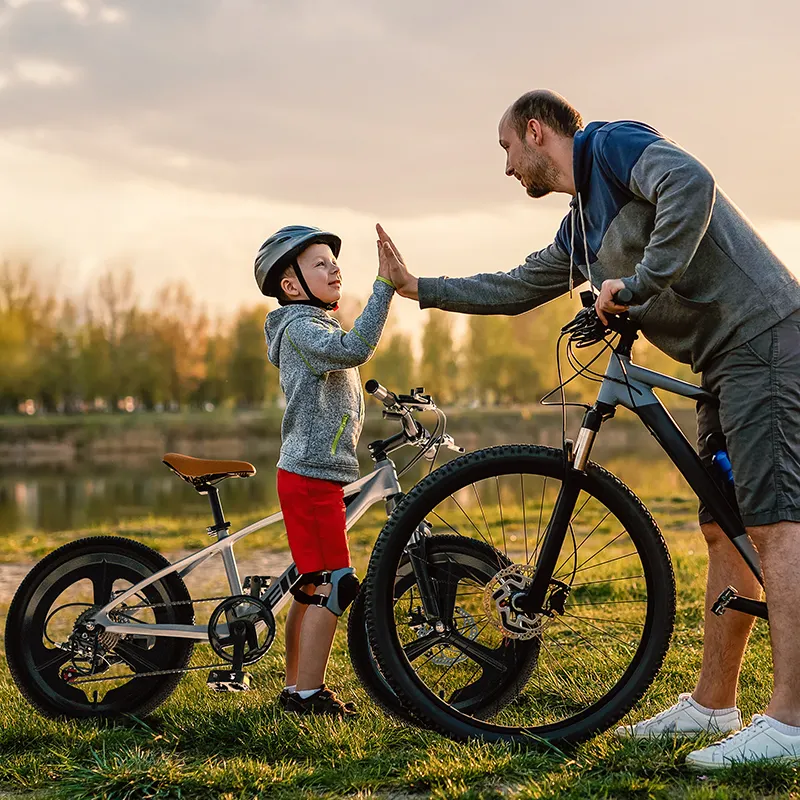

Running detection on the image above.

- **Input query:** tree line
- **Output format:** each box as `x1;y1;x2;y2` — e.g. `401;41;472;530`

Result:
0;259;694;415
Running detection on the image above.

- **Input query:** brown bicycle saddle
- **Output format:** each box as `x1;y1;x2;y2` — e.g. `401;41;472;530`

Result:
162;452;256;487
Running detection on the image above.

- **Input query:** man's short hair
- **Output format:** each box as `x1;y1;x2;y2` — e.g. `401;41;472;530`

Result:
507;90;583;140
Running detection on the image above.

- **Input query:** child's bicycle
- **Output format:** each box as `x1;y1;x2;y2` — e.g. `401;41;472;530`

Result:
362;290;768;745
5;383;539;723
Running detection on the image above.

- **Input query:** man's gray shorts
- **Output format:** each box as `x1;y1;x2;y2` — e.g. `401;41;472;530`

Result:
697;309;800;528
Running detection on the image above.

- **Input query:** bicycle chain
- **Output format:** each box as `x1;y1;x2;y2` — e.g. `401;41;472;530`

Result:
69;595;249;686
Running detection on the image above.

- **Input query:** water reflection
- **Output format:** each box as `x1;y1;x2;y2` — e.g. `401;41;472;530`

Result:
0;452;437;535
0;424;691;537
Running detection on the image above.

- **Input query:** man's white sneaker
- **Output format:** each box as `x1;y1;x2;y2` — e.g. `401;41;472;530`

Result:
686;715;800;770
614;693;742;739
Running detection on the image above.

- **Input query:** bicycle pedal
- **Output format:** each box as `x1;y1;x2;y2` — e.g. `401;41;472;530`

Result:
712;585;737;616
243;575;272;597
206;670;253;692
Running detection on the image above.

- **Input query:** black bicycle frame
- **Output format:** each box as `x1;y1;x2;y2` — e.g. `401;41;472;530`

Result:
517;344;763;616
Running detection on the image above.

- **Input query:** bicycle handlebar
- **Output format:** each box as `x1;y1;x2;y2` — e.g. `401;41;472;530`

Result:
614;287;633;305
366;381;463;461
365;379;399;408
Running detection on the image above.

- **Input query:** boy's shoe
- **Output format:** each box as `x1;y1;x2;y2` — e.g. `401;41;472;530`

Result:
686;715;800;769
285;684;357;717
278;688;293;709
614;693;742;739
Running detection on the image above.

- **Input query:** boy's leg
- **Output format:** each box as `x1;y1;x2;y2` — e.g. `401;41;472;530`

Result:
295;583;337;692
284;591;311;688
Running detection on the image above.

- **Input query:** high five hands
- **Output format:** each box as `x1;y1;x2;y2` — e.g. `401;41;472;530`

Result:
376;224;419;300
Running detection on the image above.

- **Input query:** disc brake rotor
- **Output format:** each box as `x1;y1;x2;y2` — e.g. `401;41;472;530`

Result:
483;564;548;641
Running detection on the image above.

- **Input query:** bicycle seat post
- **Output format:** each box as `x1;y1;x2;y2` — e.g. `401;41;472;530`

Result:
204;485;231;538
203;483;242;595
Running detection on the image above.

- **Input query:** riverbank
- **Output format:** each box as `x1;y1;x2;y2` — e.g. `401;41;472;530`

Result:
0;405;697;467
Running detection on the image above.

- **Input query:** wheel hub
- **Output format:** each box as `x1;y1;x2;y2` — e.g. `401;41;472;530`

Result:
416;605;478;666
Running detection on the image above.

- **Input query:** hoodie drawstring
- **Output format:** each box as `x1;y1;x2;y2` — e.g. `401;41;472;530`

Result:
568;193;596;299
575;192;596;297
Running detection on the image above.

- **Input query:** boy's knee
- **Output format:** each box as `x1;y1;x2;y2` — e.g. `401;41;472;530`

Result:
290;567;358;617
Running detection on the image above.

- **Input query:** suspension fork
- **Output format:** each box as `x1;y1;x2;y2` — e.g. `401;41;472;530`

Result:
385;492;442;622
516;404;611;616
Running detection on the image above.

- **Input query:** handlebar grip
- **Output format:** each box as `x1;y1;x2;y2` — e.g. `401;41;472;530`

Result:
613;287;633;306
365;379;399;407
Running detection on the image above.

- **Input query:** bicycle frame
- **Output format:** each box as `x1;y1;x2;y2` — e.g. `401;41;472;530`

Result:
92;458;404;641
518;346;763;616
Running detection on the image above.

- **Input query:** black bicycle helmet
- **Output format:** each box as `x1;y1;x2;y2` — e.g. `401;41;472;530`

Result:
254;225;342;309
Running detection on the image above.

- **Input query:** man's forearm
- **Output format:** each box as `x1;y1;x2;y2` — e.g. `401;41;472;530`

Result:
416;242;572;314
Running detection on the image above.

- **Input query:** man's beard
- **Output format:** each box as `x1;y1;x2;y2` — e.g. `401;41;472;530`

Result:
520;144;559;198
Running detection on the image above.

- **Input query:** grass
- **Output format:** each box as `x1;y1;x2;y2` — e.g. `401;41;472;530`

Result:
0;466;791;800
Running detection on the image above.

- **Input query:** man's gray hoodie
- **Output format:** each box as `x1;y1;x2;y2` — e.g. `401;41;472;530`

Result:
266;279;394;484
418;121;800;373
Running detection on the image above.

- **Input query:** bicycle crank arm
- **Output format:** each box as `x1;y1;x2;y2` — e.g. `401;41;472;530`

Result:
713;585;768;620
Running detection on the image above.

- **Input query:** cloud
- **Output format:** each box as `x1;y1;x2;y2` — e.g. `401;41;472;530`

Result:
61;0;88;19
97;5;124;24
0;0;798;219
13;57;78;85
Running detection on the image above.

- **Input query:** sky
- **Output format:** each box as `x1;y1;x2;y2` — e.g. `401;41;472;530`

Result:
2;0;800;337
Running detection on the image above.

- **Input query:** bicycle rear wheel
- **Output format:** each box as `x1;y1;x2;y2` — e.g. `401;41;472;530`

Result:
365;445;675;744
348;534;538;723
5;536;194;719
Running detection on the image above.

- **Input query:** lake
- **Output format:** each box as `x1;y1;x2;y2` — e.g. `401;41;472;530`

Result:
0;407;700;538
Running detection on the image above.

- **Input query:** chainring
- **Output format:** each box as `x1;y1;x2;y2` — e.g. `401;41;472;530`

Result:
207;595;276;665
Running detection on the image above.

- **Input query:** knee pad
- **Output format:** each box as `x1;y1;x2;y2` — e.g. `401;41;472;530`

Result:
326;567;360;616
289;567;359;617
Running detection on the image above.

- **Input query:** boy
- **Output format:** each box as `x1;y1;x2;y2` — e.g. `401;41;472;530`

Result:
254;224;395;716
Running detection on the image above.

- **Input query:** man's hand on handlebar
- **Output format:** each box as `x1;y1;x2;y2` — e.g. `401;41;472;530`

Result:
595;279;630;325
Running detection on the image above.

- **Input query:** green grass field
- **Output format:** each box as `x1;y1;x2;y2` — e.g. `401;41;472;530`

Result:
0;470;793;800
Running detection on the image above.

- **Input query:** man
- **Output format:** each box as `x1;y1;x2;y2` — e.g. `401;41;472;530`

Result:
377;89;800;769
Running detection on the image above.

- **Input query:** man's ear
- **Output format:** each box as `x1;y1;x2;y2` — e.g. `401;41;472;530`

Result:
526;118;544;146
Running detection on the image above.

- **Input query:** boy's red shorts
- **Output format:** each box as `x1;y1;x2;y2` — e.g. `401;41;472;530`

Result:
277;469;351;574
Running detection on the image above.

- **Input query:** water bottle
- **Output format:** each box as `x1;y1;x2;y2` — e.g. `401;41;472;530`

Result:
706;432;735;486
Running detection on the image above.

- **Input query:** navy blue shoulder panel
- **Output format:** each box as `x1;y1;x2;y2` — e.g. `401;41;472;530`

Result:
593;120;662;188
557;121;663;271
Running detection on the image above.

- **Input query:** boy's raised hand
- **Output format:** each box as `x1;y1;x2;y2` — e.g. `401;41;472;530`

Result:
376;224;419;300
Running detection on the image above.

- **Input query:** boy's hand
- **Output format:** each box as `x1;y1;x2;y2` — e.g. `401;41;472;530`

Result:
376;223;419;300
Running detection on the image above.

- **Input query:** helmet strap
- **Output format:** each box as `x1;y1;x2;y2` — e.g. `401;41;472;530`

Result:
285;261;338;311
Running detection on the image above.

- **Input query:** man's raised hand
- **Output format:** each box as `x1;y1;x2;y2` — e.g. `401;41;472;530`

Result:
376;223;419;300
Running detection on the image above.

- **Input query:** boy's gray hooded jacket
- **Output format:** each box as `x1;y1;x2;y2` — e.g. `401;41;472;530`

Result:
419;120;800;373
266;279;394;483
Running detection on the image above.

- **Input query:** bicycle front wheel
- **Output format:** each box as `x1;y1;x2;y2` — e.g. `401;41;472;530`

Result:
364;445;675;744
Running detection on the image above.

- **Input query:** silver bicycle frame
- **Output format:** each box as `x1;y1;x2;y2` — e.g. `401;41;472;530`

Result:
92;459;403;641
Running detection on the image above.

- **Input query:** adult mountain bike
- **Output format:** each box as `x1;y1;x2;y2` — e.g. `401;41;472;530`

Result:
364;289;766;745
5;383;538;723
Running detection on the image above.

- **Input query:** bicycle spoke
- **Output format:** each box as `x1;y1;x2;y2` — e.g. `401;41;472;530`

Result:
403;631;443;662
566;551;640;577
520;474;529;563
495;476;507;555
472;483;492;543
